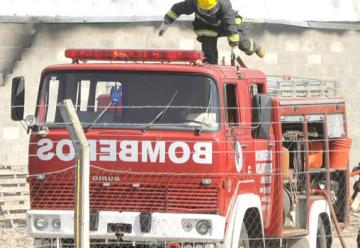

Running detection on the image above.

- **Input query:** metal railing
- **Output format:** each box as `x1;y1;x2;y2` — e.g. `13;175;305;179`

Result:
267;76;337;98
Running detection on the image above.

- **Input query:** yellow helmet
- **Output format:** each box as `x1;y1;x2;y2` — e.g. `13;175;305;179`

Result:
196;0;218;10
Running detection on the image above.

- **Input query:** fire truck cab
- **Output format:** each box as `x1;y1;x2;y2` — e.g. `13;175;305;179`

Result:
10;49;351;248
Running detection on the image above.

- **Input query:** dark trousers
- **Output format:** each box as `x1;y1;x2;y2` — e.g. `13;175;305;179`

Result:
199;37;218;64
193;18;260;64
199;35;258;65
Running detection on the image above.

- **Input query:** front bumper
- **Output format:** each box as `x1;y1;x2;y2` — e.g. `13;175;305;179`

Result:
27;210;225;243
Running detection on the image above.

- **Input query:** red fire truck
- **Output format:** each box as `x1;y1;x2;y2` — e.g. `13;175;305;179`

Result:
10;49;352;248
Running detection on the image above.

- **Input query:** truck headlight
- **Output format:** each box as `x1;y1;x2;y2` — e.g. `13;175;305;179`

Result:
34;217;48;230
52;218;61;229
183;221;193;232
196;220;211;235
25;115;37;127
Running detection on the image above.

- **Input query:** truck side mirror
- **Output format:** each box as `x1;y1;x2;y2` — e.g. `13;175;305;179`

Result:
252;94;272;139
11;76;25;121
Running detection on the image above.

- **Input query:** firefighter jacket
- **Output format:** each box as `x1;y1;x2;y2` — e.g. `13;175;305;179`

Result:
164;0;241;47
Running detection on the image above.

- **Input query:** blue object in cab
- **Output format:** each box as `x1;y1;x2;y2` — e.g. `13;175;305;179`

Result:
110;82;123;105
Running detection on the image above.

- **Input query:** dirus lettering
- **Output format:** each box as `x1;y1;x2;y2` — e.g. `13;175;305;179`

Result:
92;176;120;182
37;139;212;165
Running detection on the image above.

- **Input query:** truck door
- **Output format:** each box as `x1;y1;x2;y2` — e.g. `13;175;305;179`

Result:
249;82;278;234
224;82;254;191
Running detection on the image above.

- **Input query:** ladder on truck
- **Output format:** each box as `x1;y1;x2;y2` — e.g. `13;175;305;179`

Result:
267;76;337;98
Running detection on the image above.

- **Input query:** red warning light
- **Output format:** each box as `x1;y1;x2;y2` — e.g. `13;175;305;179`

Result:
65;49;204;63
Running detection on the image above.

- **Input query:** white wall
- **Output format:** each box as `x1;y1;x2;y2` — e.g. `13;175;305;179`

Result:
1;0;360;23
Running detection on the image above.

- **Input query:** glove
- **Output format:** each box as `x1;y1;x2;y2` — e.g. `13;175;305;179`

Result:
157;22;169;36
256;47;266;58
231;46;241;59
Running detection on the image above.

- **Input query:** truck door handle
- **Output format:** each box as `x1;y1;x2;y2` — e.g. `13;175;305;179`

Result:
268;142;275;147
241;144;249;148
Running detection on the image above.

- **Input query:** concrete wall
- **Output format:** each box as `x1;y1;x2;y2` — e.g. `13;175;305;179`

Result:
2;0;360;22
0;22;359;167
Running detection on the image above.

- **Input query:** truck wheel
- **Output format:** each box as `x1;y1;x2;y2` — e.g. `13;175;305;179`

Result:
239;223;250;248
316;218;327;248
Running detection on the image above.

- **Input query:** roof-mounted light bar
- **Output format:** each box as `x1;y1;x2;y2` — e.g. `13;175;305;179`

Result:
65;49;204;63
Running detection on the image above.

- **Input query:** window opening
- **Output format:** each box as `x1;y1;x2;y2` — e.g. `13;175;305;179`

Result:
225;84;239;126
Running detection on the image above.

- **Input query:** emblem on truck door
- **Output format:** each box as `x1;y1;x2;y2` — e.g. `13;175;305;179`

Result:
235;142;243;172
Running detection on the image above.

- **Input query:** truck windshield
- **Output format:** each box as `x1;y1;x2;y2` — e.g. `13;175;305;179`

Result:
36;71;220;131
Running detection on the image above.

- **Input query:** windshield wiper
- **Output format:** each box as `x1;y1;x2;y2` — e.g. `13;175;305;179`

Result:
143;90;178;132
195;89;212;136
86;82;123;132
86;103;111;132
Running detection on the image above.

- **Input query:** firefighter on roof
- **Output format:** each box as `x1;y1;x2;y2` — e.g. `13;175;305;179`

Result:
157;0;265;64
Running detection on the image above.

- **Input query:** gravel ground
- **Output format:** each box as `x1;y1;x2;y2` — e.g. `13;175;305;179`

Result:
1;214;360;248
0;227;33;248
332;212;360;248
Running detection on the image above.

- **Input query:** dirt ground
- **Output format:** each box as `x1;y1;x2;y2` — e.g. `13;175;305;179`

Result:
1;214;360;248
0;227;33;248
332;212;360;248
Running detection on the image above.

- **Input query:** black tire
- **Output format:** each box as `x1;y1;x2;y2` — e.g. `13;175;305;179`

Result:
316;218;327;248
239;223;250;248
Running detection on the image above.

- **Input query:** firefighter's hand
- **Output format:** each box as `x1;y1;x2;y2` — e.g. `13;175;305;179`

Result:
157;22;169;36
231;46;241;59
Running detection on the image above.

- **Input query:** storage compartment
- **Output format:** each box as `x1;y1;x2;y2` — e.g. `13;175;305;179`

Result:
281;118;307;230
307;121;326;170
282;121;306;192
